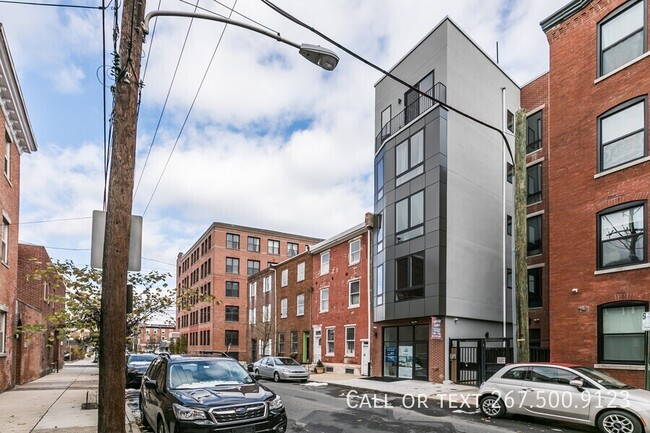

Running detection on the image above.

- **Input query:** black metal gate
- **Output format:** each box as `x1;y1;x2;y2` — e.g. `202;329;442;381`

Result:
450;338;512;386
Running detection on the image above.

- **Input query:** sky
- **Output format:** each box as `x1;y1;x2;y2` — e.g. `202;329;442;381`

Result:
1;0;568;289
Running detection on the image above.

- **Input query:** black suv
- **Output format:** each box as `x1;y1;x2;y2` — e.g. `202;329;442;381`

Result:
140;353;287;433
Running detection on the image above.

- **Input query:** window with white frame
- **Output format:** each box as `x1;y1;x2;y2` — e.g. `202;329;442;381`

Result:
598;0;645;76
345;326;355;356
320;251;330;275
277;333;285;354
290;331;299;354
296;294;305;316
263;304;271;322
268;239;280;255
249;282;256;298
281;269;288;287
287;242;298;257
1;217;8;265
325;327;335;355
263;275;272;292
349;238;361;265
0;310;5;353
349;280;360;308
320;288;329;313
248;308;256;325
297;262;305;281
598;97;646;172
280;298;288;318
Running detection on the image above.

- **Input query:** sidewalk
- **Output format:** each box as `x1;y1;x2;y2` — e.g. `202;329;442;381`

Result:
307;372;480;407
0;358;140;433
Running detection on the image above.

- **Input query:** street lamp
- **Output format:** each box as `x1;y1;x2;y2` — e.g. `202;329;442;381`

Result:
99;6;339;432
142;11;339;71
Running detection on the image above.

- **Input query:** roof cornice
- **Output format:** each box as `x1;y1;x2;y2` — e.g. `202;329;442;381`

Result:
540;0;593;32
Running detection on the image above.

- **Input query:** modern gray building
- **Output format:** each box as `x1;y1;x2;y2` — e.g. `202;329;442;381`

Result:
371;18;518;382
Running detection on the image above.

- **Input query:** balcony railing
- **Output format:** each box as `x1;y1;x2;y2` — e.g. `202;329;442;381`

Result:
376;82;446;149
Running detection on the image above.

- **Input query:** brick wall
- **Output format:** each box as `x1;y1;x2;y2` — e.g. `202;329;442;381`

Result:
545;0;650;387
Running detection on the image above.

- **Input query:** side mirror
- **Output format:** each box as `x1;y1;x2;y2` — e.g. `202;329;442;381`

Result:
143;379;157;390
569;379;584;390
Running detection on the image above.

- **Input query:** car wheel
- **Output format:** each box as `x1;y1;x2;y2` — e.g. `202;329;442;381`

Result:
273;372;281;382
139;397;149;428
598;410;642;433
157;417;167;433
479;395;506;418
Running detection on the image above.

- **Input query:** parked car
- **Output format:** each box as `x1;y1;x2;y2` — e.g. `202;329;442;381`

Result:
478;363;650;433
253;356;310;383
140;353;287;433
126;353;157;389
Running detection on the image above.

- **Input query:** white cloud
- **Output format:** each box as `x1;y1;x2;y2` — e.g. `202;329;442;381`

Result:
8;0;567;272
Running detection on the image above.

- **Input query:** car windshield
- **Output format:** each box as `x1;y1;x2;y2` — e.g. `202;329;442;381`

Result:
575;367;634;390
170;360;255;389
274;357;300;366
128;354;156;363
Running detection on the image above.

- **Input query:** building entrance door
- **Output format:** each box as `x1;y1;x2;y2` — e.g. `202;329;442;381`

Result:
302;332;310;363
361;340;370;375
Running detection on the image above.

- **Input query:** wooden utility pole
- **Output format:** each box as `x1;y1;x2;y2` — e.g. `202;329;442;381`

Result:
514;108;529;362
99;0;146;430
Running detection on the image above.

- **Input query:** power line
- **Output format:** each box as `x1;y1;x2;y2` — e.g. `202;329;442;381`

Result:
19;217;92;225
261;0;513;161
141;0;238;216
0;0;103;9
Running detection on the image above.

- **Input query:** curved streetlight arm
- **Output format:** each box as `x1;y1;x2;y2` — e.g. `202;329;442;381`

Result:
142;10;339;71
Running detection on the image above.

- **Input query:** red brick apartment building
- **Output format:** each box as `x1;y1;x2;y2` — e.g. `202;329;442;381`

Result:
16;244;63;384
311;216;373;375
540;0;650;386
0;24;37;392
247;252;313;364
135;323;175;352
521;73;551;350
176;223;321;360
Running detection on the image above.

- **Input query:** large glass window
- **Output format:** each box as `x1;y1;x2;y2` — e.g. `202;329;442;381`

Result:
598;202;645;269
396;129;424;185
405;71;434;124
528;267;542;308
225;330;239;347
225;306;239;322
225;257;239;274
376;264;384;306
396;190;424;242
599;98;645;171
226;233;240;249
527;163;542;205
247;236;260;252
395;253;425;301
599;302;646;364
527;215;542;256
526;111;542;153
268;239;280;255
287;242;298;257
247;260;260;276
599;0;645;76
381;106;392;139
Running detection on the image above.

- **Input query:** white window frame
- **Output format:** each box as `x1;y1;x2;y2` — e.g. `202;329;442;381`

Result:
345;326;355;356
281;269;288;287
262;304;271;323
320;251;330;275
4;140;10;179
248;308;256;325
349;238;361;265
320;287;329;313
296;294;305;316
1;216;8;265
349;280;361;308
325;327;335;356
249;282;257;298
280;298;288;318
297;262;305;282
263;275;272;292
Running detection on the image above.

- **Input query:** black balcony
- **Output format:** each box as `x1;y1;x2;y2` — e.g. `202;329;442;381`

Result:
376;82;446;149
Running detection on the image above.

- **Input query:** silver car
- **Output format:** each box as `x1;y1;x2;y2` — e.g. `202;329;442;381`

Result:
478;363;650;433
254;356;310;383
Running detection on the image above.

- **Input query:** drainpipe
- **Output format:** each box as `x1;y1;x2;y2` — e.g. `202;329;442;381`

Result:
271;266;277;356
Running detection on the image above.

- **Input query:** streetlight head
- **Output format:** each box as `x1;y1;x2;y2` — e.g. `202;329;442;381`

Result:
298;44;339;71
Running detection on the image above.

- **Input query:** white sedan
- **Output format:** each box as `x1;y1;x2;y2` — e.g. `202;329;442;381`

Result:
478;363;650;433
253;356;310;383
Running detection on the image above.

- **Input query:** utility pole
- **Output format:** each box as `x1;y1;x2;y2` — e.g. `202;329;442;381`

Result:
99;0;146;430
514;108;529;363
